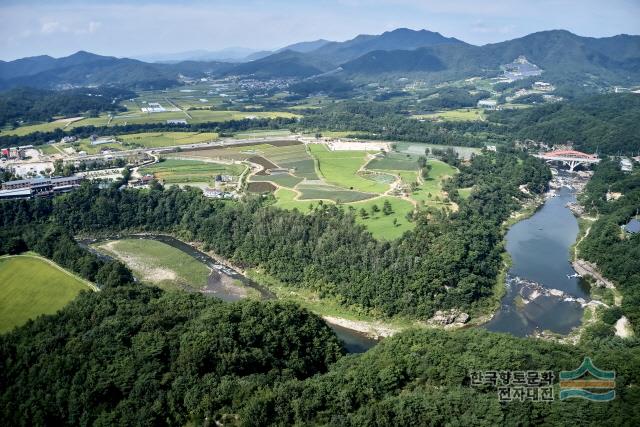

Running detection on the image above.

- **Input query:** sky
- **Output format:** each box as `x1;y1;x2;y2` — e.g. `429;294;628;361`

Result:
1;0;639;61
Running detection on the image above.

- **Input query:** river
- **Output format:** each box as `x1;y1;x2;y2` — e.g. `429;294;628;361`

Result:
82;234;377;353
484;183;589;337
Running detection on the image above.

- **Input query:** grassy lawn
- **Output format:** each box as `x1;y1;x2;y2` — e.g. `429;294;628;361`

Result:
0;255;94;333
118;132;218;148
351;196;415;240
413;108;486;122
308;144;388;194
141;159;245;184
409;160;458;205
93;239;210;291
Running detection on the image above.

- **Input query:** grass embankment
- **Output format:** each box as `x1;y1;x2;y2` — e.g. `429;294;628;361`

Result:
247;269;419;336
0;255;94;333
93;239;210;291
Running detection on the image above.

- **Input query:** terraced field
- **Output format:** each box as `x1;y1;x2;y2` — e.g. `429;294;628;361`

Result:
141;159;245;184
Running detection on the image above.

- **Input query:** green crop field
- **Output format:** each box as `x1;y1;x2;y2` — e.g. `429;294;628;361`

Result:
366;153;421;171
272;188;324;211
234;130;293;139
297;183;373;203
395;142;481;160
352;196;415;240
308;144;389;194
118;132;219;148
413;108;486;122
251;174;303;188
141;159;245;184
0;255;94;333
93;239;210;291
4;115;111;137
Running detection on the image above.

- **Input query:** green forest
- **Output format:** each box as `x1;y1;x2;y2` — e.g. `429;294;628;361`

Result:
1;287;638;425
579;159;640;335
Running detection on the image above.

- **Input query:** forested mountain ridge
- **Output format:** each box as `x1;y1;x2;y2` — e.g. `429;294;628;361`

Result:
340;30;640;85
0;87;134;127
0;51;232;91
1;294;638;425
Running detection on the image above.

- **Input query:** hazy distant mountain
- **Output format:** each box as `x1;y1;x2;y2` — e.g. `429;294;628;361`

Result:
309;28;465;64
226;28;464;78
0;51;233;91
135;47;263;63
341;30;640;84
224;50;334;79
277;39;332;54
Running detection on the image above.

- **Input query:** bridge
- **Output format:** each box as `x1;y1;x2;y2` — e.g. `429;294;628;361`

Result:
534;149;600;171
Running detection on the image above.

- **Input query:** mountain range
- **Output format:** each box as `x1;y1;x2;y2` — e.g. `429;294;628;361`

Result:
1;28;639;91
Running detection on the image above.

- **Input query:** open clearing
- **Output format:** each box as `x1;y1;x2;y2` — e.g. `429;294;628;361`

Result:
93;239;210;291
141;159;245;185
0;255;93;333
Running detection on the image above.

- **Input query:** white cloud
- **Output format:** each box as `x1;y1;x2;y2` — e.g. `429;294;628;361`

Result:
41;21;68;34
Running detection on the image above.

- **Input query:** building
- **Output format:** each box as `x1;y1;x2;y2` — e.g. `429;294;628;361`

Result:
0;175;84;199
477;99;498;110
624;218;640;234
532;81;554;91
620;158;633;172
90;135;116;146
167;119;187;125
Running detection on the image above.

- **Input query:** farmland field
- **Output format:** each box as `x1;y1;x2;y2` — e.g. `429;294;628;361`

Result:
297;182;373;203
308;144;388;193
366;152;421;171
118;132;219;148
93;239;210;291
0;255;94;333
413;108;486;122
141;159;245;184
251;173;303;188
395;142;481;160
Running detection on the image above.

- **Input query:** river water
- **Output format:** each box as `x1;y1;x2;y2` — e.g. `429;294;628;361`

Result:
484;185;588;336
83;234;377;353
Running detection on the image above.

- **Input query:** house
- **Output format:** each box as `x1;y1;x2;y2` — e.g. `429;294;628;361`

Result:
620;158;633;172
532;81;554;91
477;99;498;110
167;119;187;125
624;218;640;234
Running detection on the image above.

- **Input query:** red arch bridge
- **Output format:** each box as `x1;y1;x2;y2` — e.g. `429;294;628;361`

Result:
533;150;600;171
